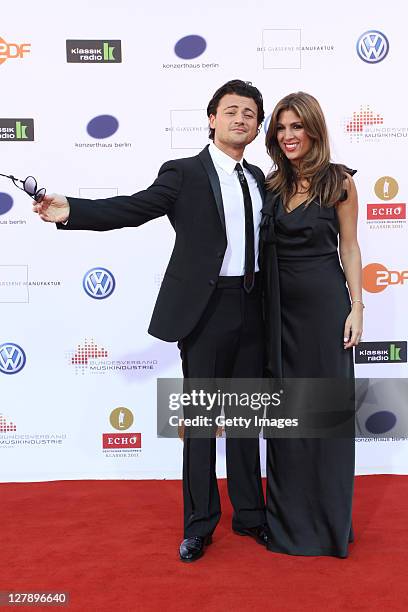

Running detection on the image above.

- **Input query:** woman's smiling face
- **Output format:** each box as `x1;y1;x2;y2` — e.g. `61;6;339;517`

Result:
276;109;312;166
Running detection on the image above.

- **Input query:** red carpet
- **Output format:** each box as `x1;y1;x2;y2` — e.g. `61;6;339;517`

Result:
1;476;408;611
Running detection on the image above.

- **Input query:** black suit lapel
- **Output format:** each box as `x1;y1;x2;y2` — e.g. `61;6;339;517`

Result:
198;145;226;232
243;160;265;204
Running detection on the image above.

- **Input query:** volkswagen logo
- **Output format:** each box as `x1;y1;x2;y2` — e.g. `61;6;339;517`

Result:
83;267;115;299
356;30;389;63
264;113;271;135
0;343;26;374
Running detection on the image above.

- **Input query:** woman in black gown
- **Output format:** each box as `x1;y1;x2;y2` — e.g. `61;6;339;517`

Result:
261;92;364;557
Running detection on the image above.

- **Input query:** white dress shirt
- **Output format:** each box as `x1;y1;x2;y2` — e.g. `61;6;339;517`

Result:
208;142;262;276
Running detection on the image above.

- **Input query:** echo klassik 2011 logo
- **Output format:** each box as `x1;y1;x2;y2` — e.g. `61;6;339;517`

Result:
366;176;406;223
66;40;122;63
0;119;34;141
103;408;141;450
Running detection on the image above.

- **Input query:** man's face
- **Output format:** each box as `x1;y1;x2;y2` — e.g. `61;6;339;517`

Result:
209;93;259;151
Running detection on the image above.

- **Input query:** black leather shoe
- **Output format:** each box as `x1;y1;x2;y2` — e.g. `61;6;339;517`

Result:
233;524;272;547
179;535;212;563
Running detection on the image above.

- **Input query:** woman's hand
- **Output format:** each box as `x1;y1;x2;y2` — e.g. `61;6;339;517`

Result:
343;303;364;349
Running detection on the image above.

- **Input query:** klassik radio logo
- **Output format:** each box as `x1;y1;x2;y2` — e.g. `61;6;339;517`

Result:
66;40;122;63
0;36;30;66
363;263;408;293
355;341;407;364
0;119;34;141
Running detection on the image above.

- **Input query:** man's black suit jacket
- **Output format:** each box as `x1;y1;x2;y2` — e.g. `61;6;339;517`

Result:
59;144;280;371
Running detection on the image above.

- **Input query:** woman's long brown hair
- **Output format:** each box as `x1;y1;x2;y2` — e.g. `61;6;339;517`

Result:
265;92;350;207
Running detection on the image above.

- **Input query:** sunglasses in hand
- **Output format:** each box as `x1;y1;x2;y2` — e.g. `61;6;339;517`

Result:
0;172;46;203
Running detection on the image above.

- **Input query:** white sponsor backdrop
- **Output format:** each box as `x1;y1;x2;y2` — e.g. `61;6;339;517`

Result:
0;0;407;481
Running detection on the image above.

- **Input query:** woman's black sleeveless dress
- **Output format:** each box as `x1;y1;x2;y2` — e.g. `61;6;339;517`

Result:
260;182;355;557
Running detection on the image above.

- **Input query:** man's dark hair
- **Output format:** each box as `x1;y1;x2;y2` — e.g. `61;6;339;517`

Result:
206;79;264;141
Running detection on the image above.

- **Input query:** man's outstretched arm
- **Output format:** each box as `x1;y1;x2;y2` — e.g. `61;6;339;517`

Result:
32;161;183;230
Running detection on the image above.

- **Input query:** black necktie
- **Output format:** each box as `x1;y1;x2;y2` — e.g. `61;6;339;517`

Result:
235;163;255;293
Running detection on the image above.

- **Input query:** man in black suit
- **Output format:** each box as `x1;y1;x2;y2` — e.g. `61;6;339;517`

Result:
33;80;273;562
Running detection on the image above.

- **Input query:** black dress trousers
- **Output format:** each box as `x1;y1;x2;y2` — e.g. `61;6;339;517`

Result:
179;278;266;538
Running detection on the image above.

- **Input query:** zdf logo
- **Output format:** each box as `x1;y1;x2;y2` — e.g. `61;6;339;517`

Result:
363;263;408;293
0;37;31;65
